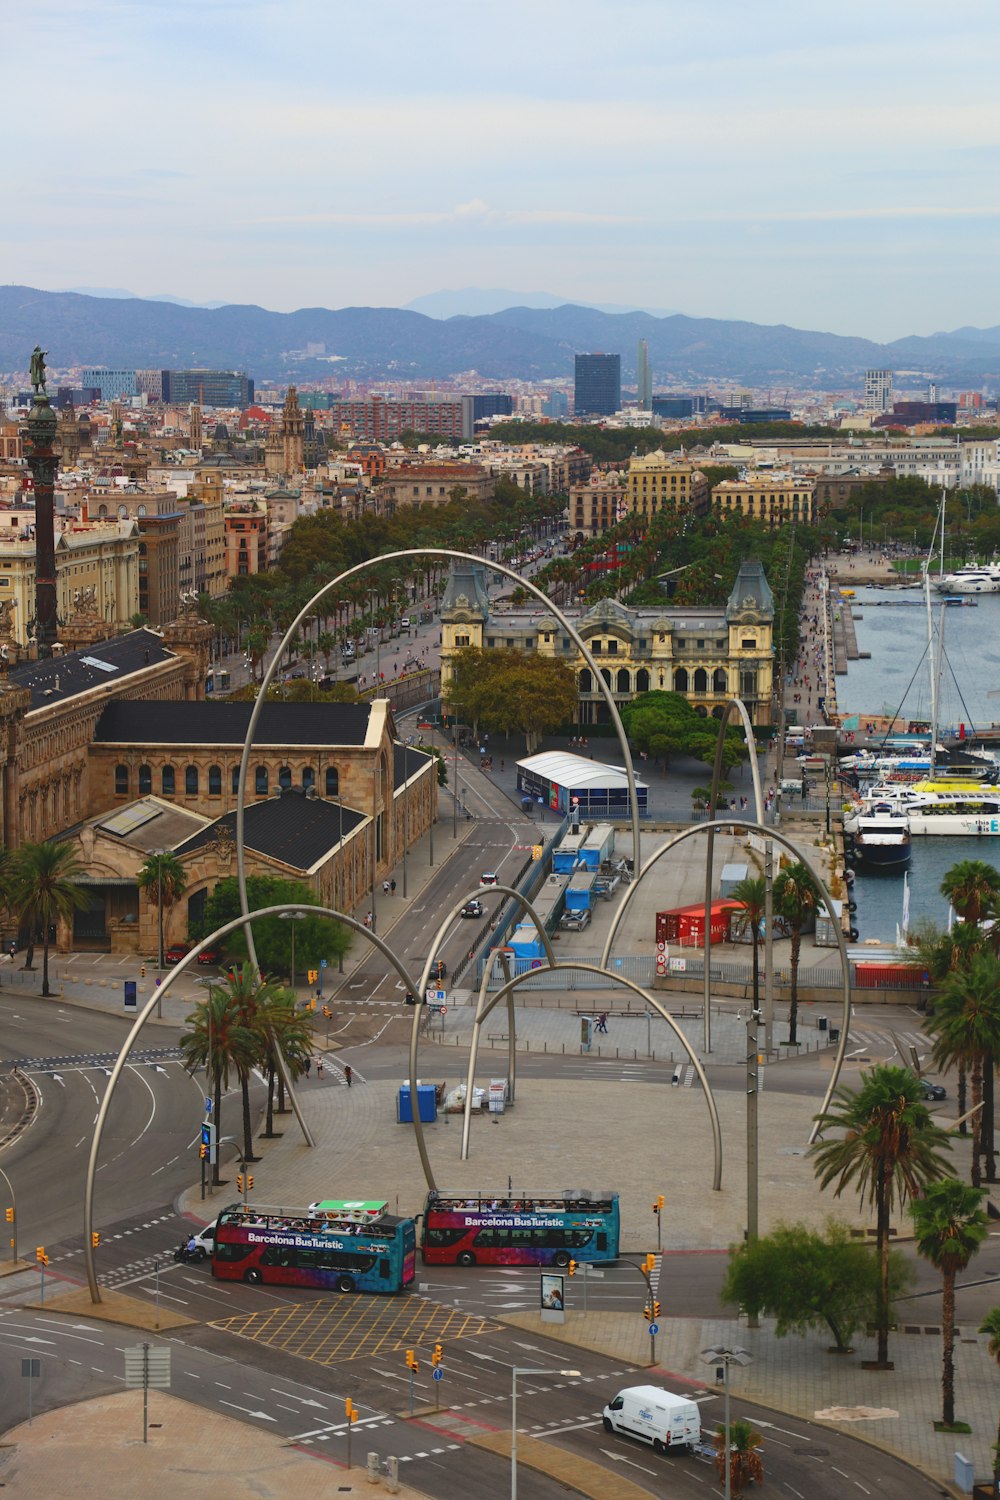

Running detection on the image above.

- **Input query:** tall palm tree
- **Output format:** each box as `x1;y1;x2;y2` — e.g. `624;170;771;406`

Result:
940;859;1000;925
980;1306;1000;1496
812;1064;952;1367
221;964;290;1163
930;950;1000;1188
911;1178;988;1427
714;1417;764;1498
773;861;821;1046
11;840;89;997
137;851;188;972
180;985;257;1186
731;875;768;1017
257;990;314;1137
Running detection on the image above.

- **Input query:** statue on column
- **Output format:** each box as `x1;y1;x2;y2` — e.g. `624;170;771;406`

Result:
30;346;48;397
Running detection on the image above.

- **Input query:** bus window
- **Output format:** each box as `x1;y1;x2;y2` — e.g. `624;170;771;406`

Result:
596;1232;607;1251
426;1226;466;1248
214;1242;254;1263
379;1258;390;1279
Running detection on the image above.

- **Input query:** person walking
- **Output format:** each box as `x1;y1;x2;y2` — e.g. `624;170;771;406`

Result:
390;878;396;895
344;1064;353;1088
316;1057;324;1079
596;1011;608;1034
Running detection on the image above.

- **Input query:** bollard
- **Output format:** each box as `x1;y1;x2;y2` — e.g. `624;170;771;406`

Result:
367;1451;380;1483
385;1456;400;1494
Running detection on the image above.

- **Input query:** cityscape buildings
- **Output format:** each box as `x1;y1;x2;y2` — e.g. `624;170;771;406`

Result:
636;339;652;409
574;353;621;417
863;368;894;414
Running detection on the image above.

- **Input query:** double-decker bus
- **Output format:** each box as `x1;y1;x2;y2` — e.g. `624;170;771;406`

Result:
420;1189;620;1267
212;1202;416;1294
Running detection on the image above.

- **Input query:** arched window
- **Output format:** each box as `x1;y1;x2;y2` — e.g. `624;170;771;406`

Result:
674;667;689;692
693;668;708;694
232;765;241;794
278;765;292;791
325;766;339;796
255;765;269;796
302;767;315;791
635;668;650;694
713;667;728;693
578;668;593;694
601;668;613;689
161;765;175;796
616;668;631;694
695;705;708;717
115;763;129;796
138;764;151;795
711;705;725;719
185;765;199;795
208;765;222;796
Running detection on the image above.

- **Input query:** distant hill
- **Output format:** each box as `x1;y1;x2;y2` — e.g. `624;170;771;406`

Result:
4;285;1000;385
60;287;229;309
405;286;676;318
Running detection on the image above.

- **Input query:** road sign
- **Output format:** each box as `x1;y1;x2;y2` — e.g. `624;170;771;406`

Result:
320;959;328;968
440;1006;448;1016
648;1322;660;1336
426;988;446;1003
124;1345;171;1390
432;1367;444;1381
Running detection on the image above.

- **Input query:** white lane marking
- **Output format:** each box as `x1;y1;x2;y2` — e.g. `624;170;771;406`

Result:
219;1401;276;1421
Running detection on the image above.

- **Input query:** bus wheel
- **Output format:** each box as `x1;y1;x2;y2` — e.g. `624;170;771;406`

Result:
553;1251;570;1268
456;1251;476;1267
336;1275;355;1294
244;1268;262;1285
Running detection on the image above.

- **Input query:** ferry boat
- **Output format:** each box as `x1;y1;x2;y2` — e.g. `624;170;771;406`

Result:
845;779;1000;836
849;804;911;868
934;564;1000;594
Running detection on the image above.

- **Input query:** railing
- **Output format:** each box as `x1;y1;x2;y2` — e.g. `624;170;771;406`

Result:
474;952;926;993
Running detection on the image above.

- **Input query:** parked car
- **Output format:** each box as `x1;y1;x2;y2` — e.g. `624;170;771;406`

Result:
920;1080;947;1101
400;616;411;629
460;899;484;919
559;909;591;932
165;943;191;964
197;947;223;965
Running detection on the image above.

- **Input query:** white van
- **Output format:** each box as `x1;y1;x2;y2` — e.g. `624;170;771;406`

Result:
602;1384;701;1453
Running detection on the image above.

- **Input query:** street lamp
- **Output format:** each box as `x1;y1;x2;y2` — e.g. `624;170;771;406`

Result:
279;910;307;993
699;1346;752;1500
511;1367;580;1499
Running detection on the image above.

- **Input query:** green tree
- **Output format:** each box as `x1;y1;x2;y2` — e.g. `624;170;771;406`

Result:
256;987;314;1137
215;964;289;1163
714;1417;764;1498
11;840;88;997
445;647;578;753
930;951;1000;1188
195;876;351;978
179;984;257;1185
940;859;1000;925
621;690;747;772
731;875;768;1017
980;1306;1000;1495
811;1065;952;1367
773;862;821;1046
721;1218;909;1353
911;1178;989;1427
137;851;188;971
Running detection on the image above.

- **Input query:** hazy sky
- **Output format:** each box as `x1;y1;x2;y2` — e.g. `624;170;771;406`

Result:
6;0;997;340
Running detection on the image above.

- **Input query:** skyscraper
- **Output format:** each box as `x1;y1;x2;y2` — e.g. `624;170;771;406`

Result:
574;353;621;417
864;369;893;414
636;339;652;409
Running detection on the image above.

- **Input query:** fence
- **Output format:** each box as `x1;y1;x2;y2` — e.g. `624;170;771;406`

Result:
474;951;925;993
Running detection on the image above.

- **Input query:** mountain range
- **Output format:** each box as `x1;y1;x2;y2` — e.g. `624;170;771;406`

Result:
3;285;1000;387
403;287;677;319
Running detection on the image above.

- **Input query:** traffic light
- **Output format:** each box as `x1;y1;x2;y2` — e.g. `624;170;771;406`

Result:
246;1175;254;1192
643;1252;655;1275
35;1246;48;1266
322;1004;332;1019
653;1194;664;1214
199;1144;207;1160
91;1231;100;1249
432;1342;443;1368
567;1259;577;1277
236;1174;244;1193
140;964;146;978
345;1398;357;1423
308;969;318;984
405;1349;419;1372
653;1299;661;1319
643;1304;652;1321
4;1208;13;1223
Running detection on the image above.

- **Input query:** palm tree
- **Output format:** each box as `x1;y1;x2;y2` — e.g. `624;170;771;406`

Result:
930;950;1000;1188
179;985;257;1186
812;1064;952;1367
940;859;1000;925
257;990;314;1136
714;1417;764;1497
220;964;290;1163
911;1178;988;1427
11;840;89;997
980;1306;1000;1496
137;851;188;972
731;875;768;1017
773;861;821;1046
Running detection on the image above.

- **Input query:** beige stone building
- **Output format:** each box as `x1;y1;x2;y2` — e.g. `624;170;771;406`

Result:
441;559;775;726
570;474;626;536
0;518;139;644
711;474;817;527
375;463;494;514
626;450;709;521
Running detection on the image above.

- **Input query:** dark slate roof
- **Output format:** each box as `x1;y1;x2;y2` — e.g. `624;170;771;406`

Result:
10;629;174;710
175;788;367;871
94;699;372;747
393;743;434;788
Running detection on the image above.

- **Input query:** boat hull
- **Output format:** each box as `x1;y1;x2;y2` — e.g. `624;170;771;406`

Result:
853;841;911;868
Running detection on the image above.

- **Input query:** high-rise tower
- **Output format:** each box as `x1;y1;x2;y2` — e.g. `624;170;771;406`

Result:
574;353;621;417
636;339;652;409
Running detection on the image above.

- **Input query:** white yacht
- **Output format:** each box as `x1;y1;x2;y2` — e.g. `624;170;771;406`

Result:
934;563;1000;594
846;779;1000;836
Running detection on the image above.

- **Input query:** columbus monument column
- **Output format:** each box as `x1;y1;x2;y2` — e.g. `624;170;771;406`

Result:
24;345;59;657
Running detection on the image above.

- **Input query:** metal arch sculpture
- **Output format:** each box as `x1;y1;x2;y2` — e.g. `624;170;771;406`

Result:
600;817;853;1145
458;959;724;1188
234;547;644;1153
82;904;429;1304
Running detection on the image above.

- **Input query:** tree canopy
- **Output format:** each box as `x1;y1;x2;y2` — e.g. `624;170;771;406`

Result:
620;690;748;770
444;646;578;752
193;875;351;977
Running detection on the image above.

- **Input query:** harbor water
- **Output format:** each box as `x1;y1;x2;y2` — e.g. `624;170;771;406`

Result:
836;585;1000;941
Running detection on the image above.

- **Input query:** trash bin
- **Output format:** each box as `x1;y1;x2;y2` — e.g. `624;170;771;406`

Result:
818;1016;828;1032
829;1027;841;1042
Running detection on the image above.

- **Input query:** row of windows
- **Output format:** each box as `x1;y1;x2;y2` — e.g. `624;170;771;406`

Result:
115;763;340;797
578;666;730;695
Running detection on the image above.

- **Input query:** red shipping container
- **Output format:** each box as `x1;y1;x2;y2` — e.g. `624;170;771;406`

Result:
656;901;743;947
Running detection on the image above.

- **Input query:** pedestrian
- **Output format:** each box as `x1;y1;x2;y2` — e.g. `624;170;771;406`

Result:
304;1056;312;1078
364;911;373;929
500;758;504;772
390;878;396;895
344;1064;353;1088
596;1011;608;1034
382;879;390;896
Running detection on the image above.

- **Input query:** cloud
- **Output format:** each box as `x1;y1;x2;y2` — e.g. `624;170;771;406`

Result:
246;200;637;229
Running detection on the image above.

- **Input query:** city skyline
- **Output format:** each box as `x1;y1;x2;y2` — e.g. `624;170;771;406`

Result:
7;2;999;343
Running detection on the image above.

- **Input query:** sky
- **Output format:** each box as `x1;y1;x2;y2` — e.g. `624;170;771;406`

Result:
5;0;998;341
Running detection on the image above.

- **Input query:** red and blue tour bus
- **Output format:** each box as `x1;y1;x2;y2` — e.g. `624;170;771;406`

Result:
420;1189;620;1267
212;1201;416;1294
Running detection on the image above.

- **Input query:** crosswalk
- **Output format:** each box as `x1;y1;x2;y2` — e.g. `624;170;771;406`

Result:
13;1046;182;1074
847;1027;930;1062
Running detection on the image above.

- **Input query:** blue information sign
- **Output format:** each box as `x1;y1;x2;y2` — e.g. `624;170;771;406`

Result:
432;1367;444;1381
648;1322;660;1336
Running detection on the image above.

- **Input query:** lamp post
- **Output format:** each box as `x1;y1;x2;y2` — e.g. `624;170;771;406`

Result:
700;1347;752;1500
367;589;381;687
511;1367;580;1499
279;910;307;994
